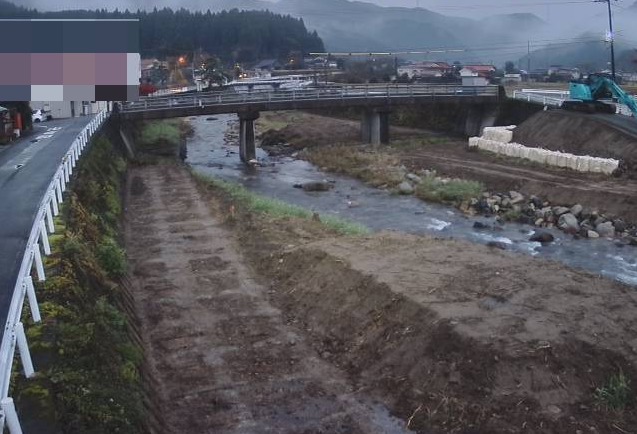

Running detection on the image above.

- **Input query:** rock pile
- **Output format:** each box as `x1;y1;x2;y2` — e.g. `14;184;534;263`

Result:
397;168;636;245
465;189;636;244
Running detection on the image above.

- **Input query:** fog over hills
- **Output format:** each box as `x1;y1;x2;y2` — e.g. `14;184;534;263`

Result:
8;0;637;69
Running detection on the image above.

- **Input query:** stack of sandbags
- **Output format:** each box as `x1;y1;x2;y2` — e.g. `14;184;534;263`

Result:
482;126;514;143
468;132;620;175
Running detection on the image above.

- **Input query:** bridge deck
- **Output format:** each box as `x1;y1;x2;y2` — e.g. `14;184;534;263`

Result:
118;84;500;120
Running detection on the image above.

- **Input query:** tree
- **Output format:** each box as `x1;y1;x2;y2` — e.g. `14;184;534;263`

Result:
504;61;519;74
202;56;228;86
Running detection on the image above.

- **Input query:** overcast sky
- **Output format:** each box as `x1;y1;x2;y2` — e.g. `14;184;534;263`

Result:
10;0;636;38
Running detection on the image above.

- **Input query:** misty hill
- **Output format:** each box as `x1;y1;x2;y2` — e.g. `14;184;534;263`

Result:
0;1;324;62
156;0;547;61
520;32;637;73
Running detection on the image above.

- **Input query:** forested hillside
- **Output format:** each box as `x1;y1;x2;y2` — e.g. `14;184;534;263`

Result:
0;1;325;62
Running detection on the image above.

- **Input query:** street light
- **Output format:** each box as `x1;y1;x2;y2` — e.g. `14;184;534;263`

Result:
595;0;617;82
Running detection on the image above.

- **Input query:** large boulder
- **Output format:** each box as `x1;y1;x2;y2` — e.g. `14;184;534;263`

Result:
406;173;422;184
530;231;554;243
509;191;525;205
552;206;570;217
570;204;583;217
596;221;615;238
294;181;333;192
558;213;580;233
398;181;414;195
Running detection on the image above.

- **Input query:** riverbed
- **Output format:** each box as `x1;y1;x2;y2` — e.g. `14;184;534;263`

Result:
186;114;637;286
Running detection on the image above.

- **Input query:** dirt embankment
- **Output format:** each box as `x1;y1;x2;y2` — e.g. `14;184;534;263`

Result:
124;164;411;434
513;110;637;175
263;236;637;433
198;171;637;434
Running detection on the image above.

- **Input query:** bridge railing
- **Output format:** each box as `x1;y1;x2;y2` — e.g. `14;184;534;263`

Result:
513;89;637;117
0;109;110;433
121;84;500;113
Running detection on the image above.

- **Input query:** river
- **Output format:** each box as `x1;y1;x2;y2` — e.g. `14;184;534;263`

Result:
186;114;637;287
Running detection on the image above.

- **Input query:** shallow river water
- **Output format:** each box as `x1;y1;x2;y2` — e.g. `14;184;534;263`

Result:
186;114;637;286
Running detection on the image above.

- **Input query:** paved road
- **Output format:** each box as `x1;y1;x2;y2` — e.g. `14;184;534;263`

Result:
0;116;96;330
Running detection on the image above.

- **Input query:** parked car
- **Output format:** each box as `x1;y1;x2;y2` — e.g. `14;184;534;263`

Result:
32;109;52;123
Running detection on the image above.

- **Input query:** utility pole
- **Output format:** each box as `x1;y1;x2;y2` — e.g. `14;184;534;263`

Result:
596;0;617;82
527;40;531;73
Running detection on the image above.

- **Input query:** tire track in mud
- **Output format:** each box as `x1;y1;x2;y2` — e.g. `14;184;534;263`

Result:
124;164;411;434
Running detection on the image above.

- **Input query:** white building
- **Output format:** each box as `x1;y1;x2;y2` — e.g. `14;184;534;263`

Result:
30;101;110;119
460;68;489;86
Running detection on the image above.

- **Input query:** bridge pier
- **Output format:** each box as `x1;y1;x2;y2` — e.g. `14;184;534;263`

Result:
238;111;260;163
361;108;390;145
465;105;500;137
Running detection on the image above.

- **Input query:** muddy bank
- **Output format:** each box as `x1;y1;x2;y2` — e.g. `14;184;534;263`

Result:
191;170;637;434
513;110;637;176
124;164;410;433
264;236;637;433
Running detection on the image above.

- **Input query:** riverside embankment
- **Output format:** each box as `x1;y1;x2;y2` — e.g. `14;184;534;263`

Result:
186;113;637;286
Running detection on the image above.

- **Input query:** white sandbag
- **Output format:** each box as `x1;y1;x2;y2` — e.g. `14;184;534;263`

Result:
546;152;559;167
556;153;568;168
468;137;480;148
566;154;578;170
589;158;603;173
575;156;590;172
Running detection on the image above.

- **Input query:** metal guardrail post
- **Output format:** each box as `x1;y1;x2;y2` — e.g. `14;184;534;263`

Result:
33;246;45;282
39;221;51;256
15;324;33;378
50;190;60;216
24;277;40;323
1;398;22;434
45;201;55;233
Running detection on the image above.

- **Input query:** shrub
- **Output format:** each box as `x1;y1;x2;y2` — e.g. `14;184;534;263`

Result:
96;237;127;278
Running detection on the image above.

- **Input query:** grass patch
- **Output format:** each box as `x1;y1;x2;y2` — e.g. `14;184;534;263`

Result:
138;120;181;148
390;137;451;151
301;145;404;188
595;371;632;411
193;172;370;236
415;176;484;205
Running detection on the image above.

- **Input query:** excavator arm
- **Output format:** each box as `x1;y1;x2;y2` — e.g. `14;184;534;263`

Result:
606;79;637;117
564;74;637;117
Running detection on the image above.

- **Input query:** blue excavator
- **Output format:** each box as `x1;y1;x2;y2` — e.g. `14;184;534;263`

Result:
562;73;637;117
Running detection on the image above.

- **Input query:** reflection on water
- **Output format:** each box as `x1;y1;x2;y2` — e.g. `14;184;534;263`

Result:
186;114;637;286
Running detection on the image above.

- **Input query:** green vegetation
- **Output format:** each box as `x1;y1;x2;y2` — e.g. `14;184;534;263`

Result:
15;137;144;432
133;119;191;162
415;176;484;205
193;173;370;236
138;120;181;148
595;371;632;411
301;145;404;188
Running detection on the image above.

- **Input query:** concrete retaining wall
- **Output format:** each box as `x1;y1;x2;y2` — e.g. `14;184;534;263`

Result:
469;127;619;175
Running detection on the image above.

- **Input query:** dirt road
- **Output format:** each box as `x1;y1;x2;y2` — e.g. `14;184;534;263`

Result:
124;164;410;433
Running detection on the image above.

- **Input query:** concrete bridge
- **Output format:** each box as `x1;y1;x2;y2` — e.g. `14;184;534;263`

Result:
117;84;501;162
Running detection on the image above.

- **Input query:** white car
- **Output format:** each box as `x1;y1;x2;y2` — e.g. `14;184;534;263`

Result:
32;109;52;123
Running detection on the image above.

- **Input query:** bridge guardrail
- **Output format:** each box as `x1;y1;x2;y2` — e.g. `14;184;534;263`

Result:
0;109;110;433
122;84;500;113
513;89;637;118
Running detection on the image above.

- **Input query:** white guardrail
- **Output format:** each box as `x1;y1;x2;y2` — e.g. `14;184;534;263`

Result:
0;109;110;433
122;84;500;113
513;89;637;117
